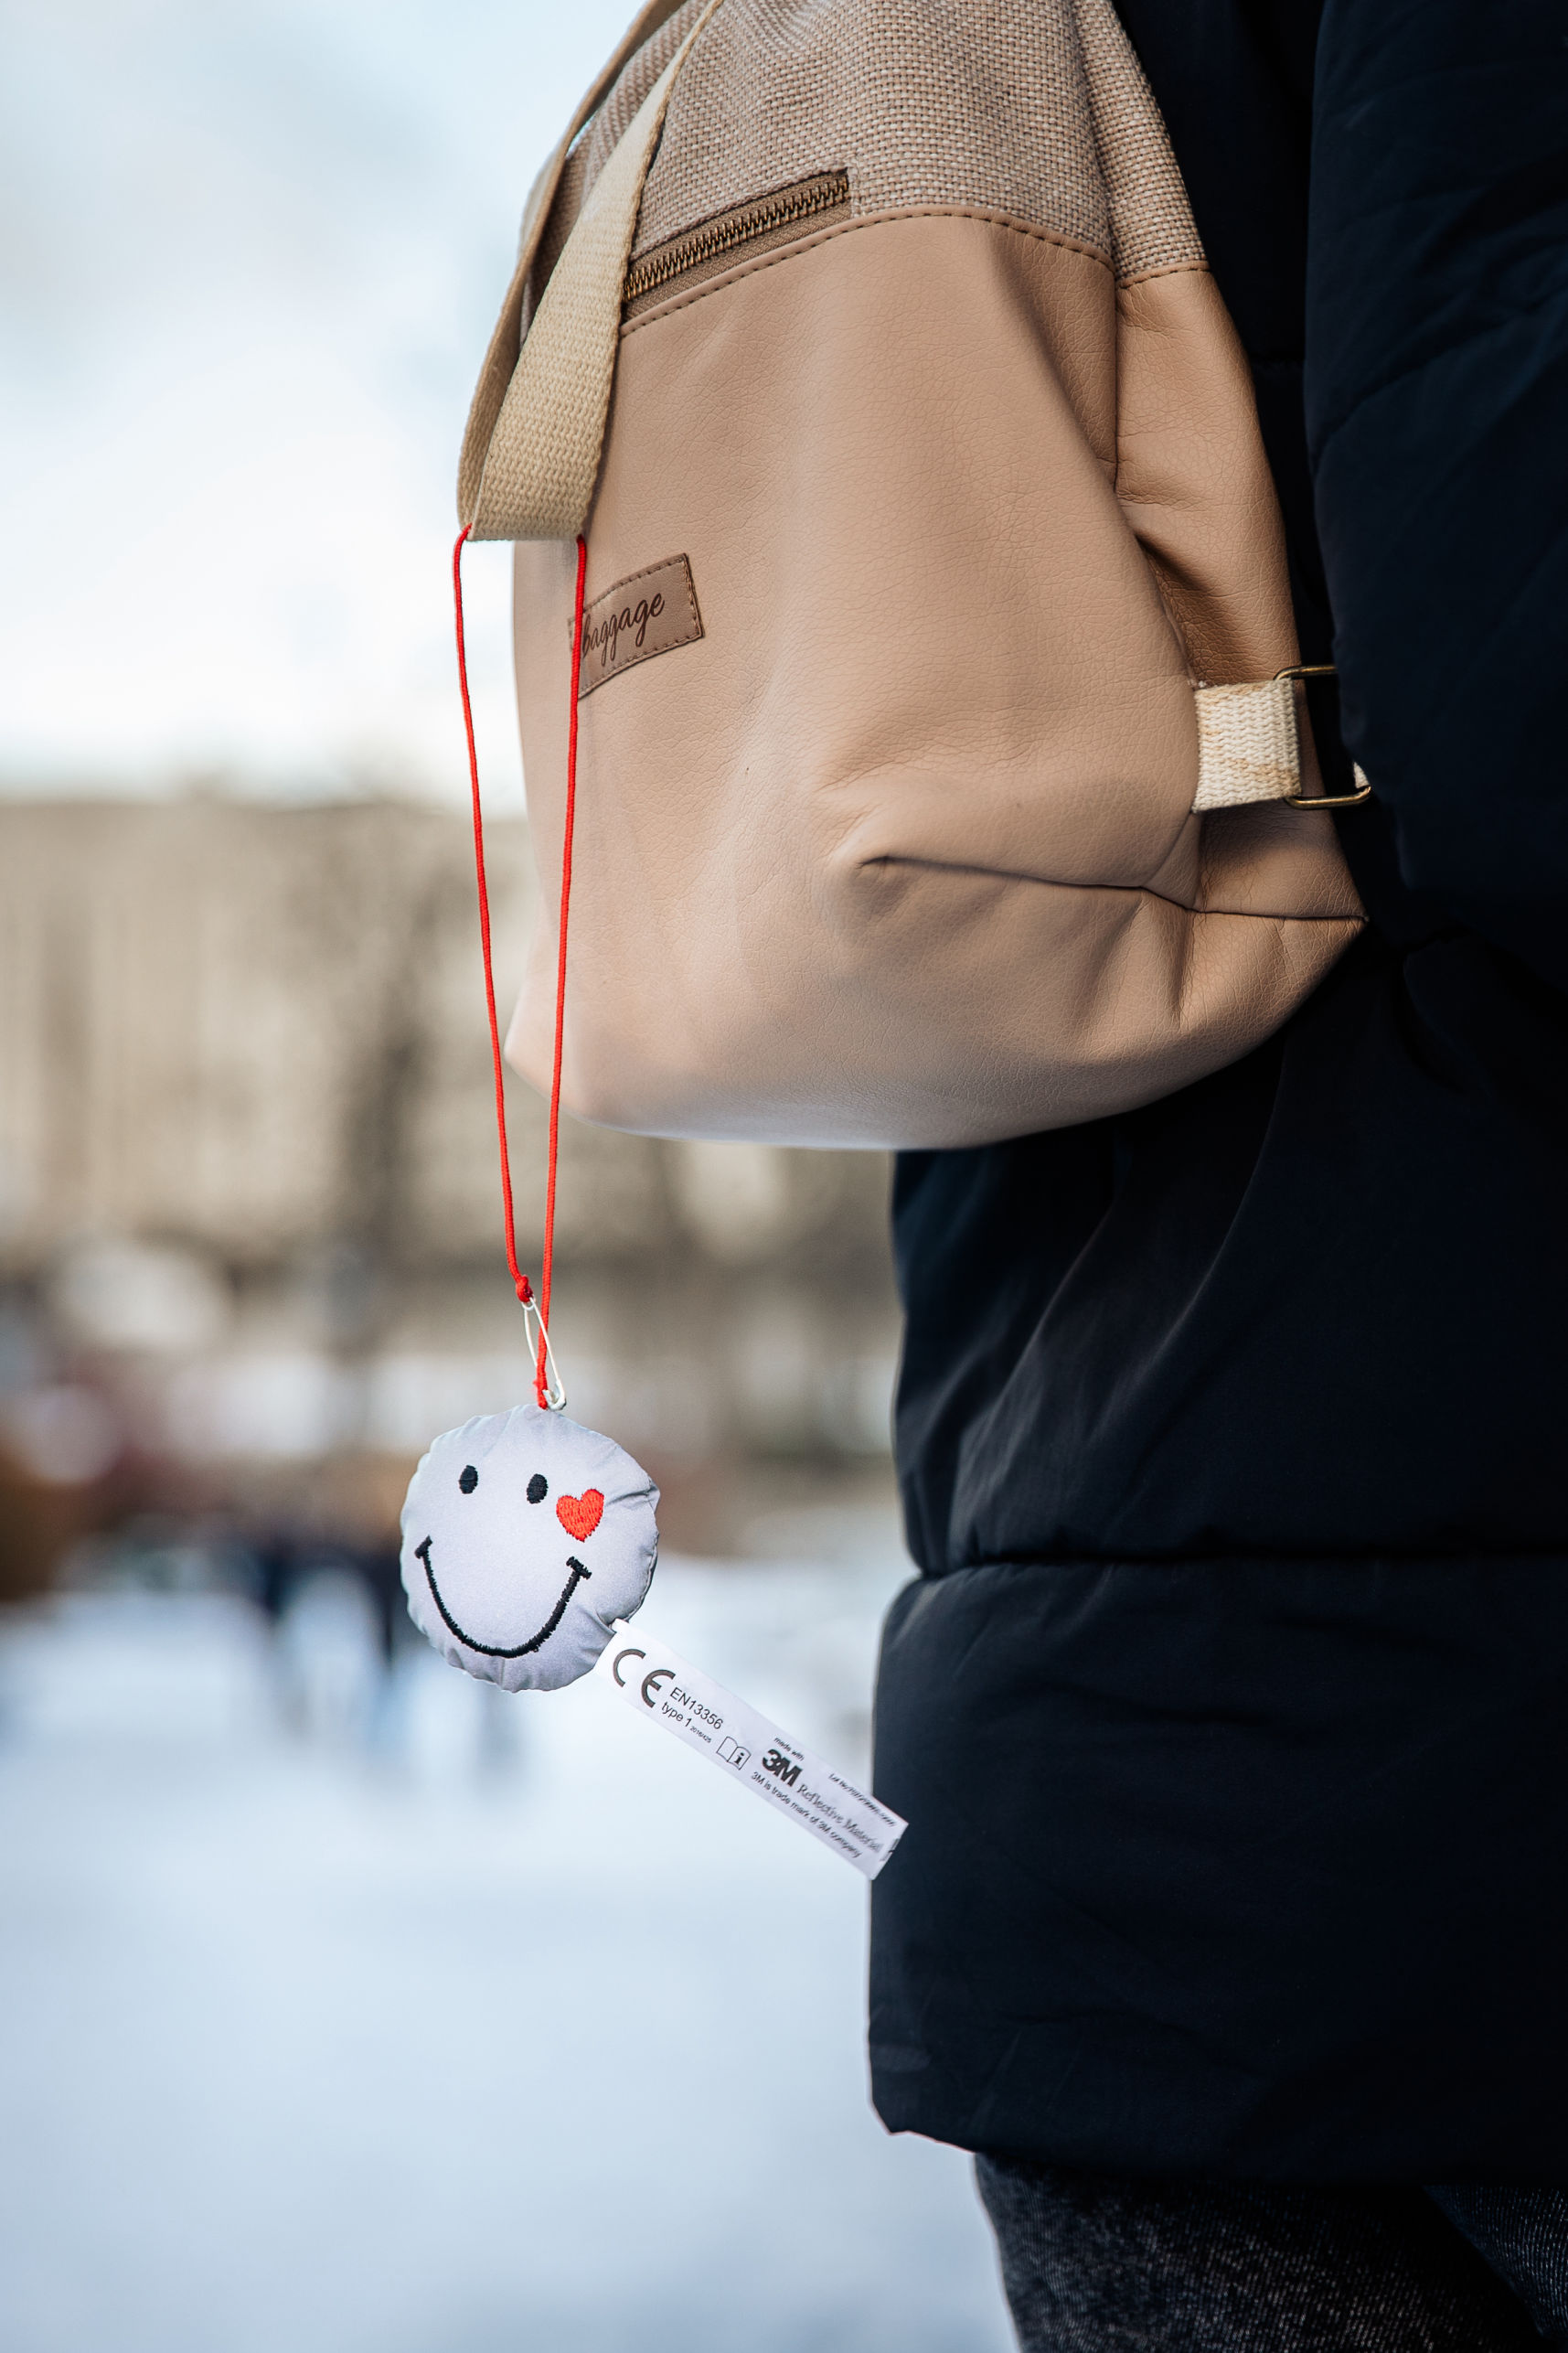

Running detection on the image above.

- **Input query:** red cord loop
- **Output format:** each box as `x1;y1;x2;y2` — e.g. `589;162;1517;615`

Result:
453;526;588;1411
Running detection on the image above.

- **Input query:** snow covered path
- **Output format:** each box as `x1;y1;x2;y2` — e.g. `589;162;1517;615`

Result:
0;1561;1010;2353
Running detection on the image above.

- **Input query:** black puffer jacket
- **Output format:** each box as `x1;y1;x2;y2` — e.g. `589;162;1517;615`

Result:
870;0;1568;2180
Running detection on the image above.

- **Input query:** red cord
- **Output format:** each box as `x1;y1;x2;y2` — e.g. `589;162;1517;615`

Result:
452;527;590;1407
541;532;591;1395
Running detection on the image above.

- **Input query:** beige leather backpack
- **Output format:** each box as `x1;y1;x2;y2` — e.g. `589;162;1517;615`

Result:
459;0;1364;1150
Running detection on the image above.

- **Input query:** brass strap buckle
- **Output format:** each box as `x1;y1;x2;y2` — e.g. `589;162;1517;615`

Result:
1275;665;1373;808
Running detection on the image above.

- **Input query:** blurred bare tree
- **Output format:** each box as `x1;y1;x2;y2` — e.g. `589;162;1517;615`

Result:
0;799;899;1560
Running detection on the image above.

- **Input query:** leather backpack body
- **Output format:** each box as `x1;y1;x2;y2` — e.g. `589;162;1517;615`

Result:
459;0;1363;1149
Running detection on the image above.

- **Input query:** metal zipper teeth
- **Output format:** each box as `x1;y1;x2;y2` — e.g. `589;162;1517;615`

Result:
624;170;850;305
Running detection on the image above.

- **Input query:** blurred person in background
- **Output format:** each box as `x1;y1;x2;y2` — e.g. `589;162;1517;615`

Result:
870;3;1568;2346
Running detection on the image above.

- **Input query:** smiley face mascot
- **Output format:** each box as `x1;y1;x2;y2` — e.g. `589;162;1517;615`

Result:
400;1405;658;1693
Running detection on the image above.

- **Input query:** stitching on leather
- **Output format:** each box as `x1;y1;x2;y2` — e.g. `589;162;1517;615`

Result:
619;205;1114;336
1118;258;1212;290
578;553;703;699
593;553;683;598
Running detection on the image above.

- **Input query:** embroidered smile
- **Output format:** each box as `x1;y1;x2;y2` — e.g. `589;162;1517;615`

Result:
414;1536;591;1658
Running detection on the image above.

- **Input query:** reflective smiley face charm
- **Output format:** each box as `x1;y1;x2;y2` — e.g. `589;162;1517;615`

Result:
400;1405;659;1692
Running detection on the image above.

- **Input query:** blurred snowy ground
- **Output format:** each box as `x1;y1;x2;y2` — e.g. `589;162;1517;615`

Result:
0;1546;1011;2353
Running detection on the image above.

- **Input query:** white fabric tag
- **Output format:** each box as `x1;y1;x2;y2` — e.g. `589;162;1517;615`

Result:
595;1623;907;1879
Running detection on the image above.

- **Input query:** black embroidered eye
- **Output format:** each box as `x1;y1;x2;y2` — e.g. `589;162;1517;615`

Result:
527;1473;548;1504
459;1465;478;1494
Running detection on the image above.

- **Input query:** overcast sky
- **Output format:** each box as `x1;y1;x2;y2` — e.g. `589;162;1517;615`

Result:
1;0;631;803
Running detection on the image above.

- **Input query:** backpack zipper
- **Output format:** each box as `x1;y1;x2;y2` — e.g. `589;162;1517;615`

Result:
624;169;850;314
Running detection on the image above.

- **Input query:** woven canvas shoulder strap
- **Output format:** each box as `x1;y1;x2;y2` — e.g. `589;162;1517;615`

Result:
459;0;725;541
456;0;699;535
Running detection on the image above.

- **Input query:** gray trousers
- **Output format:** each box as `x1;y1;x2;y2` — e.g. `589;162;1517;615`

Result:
977;2161;1568;2351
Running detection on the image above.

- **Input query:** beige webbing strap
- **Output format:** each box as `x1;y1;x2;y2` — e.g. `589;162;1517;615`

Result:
1191;677;1372;811
462;0;727;541
456;0;697;534
1191;679;1301;810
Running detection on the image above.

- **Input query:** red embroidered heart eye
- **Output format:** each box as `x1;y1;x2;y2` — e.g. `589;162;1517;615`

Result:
556;1489;603;1542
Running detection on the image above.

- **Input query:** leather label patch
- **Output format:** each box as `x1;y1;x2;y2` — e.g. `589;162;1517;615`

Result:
576;555;703;698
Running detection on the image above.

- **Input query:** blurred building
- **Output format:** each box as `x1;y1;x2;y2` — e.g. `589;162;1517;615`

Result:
0;798;899;1578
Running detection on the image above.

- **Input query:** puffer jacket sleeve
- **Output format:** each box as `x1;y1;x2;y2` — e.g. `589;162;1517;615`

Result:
1307;0;1568;988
